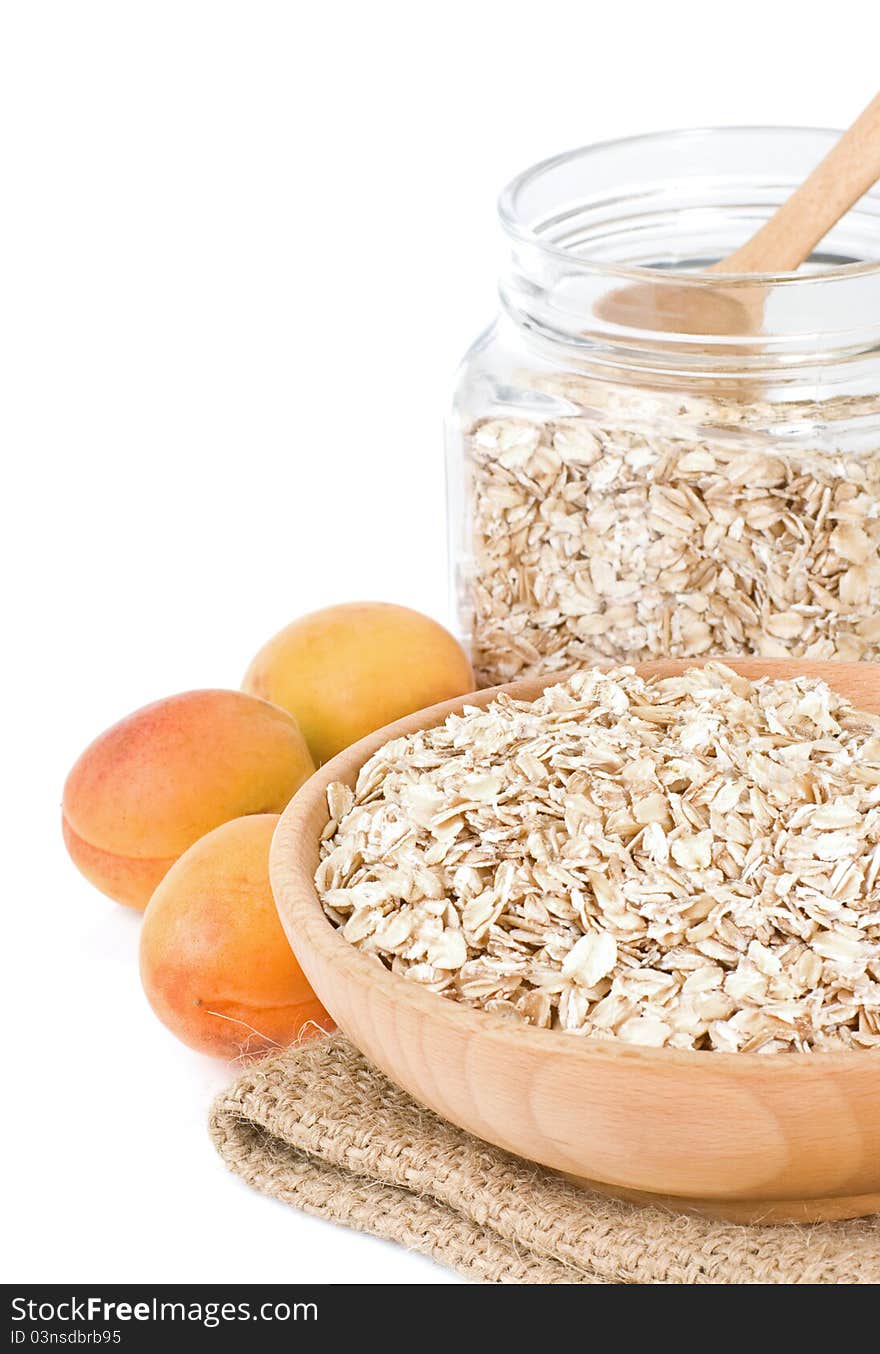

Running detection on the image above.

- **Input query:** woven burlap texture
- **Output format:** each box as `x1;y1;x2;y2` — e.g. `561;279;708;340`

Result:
209;1032;879;1284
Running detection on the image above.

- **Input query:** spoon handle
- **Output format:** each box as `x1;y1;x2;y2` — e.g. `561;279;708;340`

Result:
711;91;880;275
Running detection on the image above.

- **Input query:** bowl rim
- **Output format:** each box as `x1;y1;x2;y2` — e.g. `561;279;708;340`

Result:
271;660;880;1077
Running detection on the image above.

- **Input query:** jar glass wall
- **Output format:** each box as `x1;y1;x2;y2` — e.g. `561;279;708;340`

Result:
447;128;880;687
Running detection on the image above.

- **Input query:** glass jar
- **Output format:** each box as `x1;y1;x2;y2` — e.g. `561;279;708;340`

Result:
447;128;880;687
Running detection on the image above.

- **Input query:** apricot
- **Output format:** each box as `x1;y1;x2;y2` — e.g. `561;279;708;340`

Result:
140;814;332;1058
242;602;475;764
63;689;314;909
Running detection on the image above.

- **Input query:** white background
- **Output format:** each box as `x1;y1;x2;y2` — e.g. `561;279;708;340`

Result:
3;0;878;1285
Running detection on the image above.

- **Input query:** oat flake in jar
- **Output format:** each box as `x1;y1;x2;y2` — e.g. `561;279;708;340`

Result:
447;129;880;687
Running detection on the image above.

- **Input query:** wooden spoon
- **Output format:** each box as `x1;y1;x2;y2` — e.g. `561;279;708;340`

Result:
598;91;880;337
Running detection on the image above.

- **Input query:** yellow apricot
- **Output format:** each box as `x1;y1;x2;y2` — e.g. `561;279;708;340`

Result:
242;602;475;764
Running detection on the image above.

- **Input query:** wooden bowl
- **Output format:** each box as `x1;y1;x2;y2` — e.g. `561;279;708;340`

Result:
270;660;880;1224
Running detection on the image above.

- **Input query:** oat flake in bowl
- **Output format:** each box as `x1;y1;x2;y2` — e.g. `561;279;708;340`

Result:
315;663;880;1054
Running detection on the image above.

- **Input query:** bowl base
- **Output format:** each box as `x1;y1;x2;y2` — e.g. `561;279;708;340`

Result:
561;1174;880;1225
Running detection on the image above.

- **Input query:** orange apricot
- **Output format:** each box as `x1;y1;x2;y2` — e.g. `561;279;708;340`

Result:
63;689;314;909
139;814;333;1058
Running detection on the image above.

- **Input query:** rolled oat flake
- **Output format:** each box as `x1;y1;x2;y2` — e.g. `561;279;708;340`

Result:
317;663;880;1054
446;131;880;684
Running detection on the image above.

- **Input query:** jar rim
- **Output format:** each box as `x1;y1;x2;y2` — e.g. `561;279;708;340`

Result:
498;126;880;287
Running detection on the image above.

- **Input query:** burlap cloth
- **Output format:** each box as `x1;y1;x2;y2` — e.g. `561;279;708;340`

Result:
209;1032;879;1284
